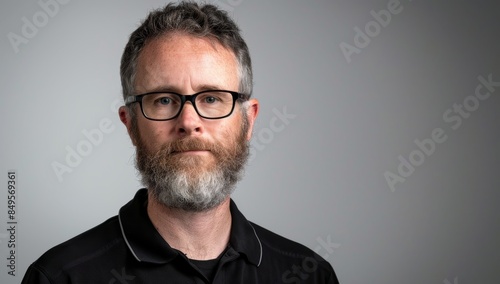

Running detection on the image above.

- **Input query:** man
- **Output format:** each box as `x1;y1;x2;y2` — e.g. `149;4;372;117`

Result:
22;2;339;283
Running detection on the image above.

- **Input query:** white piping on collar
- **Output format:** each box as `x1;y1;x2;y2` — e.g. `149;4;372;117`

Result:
118;212;142;262
248;223;263;267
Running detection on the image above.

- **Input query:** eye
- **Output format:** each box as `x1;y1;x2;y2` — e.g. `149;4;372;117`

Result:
157;97;171;105
204;96;217;104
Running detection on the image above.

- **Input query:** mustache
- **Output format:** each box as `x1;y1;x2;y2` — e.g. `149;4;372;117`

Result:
160;137;219;155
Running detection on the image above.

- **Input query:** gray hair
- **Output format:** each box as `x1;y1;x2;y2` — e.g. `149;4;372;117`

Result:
120;1;253;103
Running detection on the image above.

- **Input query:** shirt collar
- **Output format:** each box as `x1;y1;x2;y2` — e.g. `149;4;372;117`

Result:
118;188;262;266
118;189;178;264
228;198;263;266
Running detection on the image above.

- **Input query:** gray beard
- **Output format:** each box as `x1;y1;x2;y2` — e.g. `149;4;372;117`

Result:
132;113;249;212
146;159;240;211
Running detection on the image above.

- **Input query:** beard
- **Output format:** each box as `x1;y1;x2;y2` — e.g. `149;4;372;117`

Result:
131;112;249;212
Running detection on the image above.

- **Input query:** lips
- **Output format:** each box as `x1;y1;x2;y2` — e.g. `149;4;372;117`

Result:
171;149;208;154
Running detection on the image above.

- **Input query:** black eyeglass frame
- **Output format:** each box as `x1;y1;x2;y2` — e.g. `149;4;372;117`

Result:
125;90;249;121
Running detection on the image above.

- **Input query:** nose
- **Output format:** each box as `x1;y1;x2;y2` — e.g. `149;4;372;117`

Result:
174;102;203;136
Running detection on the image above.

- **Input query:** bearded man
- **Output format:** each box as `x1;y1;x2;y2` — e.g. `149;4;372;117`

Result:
22;2;339;283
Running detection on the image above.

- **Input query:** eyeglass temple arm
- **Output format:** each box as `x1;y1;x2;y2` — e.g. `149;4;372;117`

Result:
125;96;138;105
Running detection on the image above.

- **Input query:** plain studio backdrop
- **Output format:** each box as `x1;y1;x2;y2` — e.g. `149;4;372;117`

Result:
1;0;499;283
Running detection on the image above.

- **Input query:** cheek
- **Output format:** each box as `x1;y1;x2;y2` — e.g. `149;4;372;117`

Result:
212;117;244;142
136;119;170;150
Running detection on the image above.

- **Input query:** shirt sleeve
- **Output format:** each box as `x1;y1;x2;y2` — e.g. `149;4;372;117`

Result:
327;269;340;284
21;263;53;284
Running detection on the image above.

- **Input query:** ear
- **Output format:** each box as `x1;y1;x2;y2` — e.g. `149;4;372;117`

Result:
119;106;137;146
244;98;259;141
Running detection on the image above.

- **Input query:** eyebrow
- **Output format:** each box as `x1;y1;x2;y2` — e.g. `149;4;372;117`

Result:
142;84;228;94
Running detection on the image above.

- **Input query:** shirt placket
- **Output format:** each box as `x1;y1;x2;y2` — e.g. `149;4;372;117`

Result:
211;246;240;283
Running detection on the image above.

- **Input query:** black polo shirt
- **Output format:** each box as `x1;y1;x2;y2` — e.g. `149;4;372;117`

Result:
22;189;339;283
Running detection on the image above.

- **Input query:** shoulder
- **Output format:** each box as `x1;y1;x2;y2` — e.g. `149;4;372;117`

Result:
29;216;125;279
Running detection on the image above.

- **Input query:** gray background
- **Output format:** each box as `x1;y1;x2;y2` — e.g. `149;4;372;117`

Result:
1;0;499;283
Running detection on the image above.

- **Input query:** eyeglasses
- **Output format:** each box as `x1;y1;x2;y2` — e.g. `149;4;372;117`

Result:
125;90;248;121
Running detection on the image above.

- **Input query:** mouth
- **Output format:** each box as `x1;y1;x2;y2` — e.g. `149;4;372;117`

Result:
172;150;210;155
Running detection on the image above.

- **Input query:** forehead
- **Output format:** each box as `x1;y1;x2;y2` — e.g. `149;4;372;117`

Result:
135;33;239;93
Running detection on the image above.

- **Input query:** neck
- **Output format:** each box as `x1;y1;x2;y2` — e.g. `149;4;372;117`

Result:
147;192;232;260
